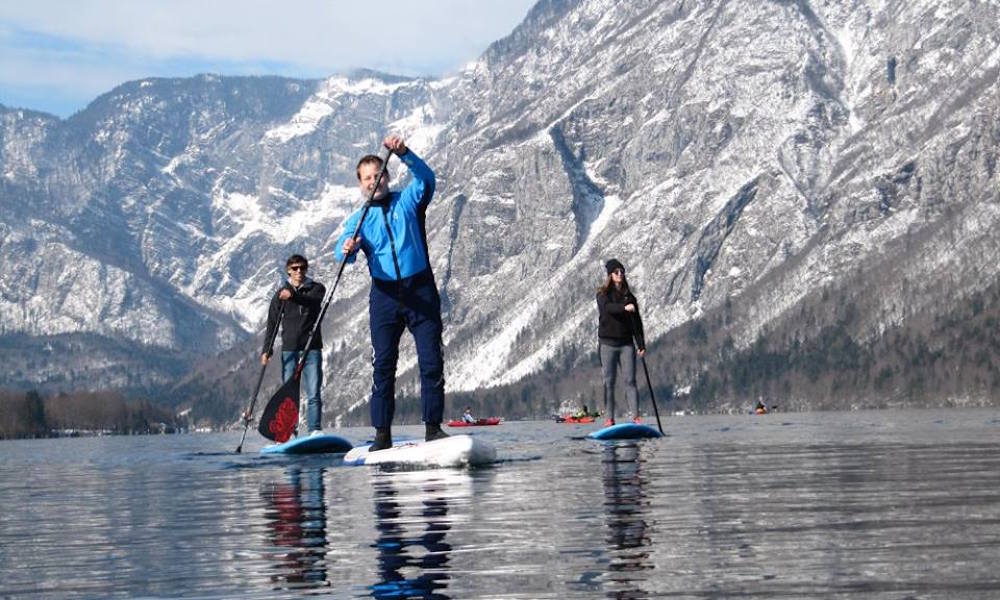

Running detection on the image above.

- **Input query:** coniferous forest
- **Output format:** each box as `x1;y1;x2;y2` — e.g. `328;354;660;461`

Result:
0;390;185;439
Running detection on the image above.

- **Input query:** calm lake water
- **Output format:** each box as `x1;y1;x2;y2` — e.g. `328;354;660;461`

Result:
1;409;999;599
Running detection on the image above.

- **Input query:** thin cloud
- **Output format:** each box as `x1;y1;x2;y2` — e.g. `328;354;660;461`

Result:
0;0;537;116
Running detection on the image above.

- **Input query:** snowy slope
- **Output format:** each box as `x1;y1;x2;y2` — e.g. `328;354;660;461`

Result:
1;0;998;420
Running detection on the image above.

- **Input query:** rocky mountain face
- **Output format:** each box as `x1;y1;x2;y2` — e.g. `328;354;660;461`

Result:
2;0;998;424
1;73;446;400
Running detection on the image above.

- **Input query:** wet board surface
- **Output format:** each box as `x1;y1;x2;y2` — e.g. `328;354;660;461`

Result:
259;433;354;455
343;434;496;467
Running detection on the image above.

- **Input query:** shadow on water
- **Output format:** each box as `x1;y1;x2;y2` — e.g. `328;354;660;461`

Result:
600;441;652;599
260;464;330;592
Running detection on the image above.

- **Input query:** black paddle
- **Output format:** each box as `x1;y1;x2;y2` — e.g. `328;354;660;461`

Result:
235;301;285;453
258;148;393;443
631;311;664;435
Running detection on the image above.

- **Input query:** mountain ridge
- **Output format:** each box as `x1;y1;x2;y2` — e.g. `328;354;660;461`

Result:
1;0;998;425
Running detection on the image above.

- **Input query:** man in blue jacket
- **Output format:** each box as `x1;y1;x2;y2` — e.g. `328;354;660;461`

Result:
335;135;448;451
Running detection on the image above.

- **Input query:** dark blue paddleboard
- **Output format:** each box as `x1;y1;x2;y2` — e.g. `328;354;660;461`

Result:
588;422;663;440
260;433;353;455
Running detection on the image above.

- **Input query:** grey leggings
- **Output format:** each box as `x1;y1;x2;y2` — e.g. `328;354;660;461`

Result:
600;342;638;420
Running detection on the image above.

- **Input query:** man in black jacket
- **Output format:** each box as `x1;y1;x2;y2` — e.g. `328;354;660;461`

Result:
261;254;326;435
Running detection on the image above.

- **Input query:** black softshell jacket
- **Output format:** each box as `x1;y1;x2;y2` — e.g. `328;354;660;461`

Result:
263;279;326;354
597;286;645;349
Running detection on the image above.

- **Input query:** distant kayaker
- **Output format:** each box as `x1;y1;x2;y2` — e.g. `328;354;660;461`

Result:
462;406;476;424
596;259;646;427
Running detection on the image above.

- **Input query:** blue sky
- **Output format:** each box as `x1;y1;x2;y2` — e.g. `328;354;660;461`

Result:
0;1;538;118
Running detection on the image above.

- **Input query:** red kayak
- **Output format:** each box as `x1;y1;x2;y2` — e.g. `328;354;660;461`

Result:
446;417;502;427
556;415;595;424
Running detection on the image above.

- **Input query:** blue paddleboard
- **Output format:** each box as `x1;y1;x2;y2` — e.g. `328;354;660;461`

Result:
260;433;353;455
588;422;663;440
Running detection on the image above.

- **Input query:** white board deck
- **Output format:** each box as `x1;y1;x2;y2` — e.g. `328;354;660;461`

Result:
343;434;495;467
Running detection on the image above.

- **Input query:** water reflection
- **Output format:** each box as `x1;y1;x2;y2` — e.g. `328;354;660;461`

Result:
601;442;652;599
369;470;465;599
260;464;329;591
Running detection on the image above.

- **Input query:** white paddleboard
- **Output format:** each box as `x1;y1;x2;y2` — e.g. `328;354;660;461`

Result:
343;434;496;468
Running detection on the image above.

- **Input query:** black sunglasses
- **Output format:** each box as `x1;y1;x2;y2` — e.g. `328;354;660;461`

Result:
612;268;625;275
288;265;308;272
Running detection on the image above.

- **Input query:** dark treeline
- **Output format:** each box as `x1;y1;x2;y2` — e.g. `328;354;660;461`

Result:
677;285;1000;411
341;342;675;426
169;334;287;426
0;389;185;439
663;258;1000;412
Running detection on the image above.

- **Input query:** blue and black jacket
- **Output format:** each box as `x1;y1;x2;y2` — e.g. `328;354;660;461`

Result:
334;150;436;281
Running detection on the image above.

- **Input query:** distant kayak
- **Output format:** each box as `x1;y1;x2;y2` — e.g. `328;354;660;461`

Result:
446;417;502;427
556;415;595;424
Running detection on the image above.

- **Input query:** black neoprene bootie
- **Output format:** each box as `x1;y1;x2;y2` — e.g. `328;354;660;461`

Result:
425;422;449;442
371;427;392;451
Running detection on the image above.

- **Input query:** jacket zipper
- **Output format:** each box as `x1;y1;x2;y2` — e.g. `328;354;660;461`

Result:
380;206;402;280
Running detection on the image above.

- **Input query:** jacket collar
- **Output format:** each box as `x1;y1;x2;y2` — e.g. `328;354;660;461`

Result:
287;276;315;289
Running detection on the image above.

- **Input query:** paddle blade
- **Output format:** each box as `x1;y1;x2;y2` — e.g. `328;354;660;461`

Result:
258;377;300;442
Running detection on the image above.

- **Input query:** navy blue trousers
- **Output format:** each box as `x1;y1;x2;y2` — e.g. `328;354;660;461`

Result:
369;269;445;428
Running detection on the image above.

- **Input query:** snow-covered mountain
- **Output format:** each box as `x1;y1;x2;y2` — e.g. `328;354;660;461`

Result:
2;0;998;423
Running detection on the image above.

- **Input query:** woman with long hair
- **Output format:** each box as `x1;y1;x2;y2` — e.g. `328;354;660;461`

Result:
596;259;646;426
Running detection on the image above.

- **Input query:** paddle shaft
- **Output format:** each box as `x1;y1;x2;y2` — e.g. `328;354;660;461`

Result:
236;302;285;453
630;311;664;435
639;355;664;434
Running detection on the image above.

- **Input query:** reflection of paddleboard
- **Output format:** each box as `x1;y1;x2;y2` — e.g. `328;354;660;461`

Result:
260;433;354;455
343;434;496;467
588;423;663;440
